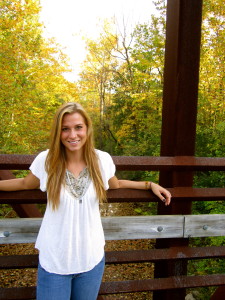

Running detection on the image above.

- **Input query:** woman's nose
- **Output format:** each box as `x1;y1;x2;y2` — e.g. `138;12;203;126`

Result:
69;129;77;138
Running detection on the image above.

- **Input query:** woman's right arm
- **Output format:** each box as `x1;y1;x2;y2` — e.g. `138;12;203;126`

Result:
0;172;40;191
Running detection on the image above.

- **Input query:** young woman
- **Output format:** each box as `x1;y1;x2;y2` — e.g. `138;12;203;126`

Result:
0;102;171;300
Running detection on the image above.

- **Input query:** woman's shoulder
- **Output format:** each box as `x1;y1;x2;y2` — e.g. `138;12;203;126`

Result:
95;149;114;164
33;149;49;162
95;149;115;178
95;149;111;160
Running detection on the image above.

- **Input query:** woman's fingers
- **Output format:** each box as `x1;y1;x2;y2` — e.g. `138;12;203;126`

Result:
151;183;172;206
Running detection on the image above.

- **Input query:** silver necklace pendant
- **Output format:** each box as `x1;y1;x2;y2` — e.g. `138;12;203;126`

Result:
65;169;91;203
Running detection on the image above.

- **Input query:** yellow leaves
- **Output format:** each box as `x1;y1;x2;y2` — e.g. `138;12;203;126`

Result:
0;0;79;154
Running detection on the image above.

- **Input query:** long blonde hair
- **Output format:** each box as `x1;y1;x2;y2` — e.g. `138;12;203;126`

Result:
45;102;106;210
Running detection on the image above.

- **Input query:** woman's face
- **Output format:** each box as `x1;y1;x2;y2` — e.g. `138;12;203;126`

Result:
60;112;87;155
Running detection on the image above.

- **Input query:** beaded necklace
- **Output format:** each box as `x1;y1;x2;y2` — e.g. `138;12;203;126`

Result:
65;168;91;203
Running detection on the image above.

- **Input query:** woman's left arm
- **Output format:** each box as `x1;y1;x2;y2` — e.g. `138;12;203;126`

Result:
108;176;171;206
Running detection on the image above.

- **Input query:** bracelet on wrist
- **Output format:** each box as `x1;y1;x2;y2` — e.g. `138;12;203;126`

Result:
145;181;152;190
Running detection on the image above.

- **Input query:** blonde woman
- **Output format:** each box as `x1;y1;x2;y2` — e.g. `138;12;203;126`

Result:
0;102;171;300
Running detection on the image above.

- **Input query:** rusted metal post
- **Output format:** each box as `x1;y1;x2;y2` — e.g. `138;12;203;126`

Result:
154;0;203;299
210;286;225;300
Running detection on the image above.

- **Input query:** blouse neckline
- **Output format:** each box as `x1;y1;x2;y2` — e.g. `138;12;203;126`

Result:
65;168;91;203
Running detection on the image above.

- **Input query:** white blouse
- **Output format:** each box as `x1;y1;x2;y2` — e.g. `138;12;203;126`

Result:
30;149;115;275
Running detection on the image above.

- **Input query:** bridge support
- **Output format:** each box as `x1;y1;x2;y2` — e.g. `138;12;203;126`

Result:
154;0;203;299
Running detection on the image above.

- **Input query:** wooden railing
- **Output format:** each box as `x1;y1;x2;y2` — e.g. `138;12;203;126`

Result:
0;154;225;300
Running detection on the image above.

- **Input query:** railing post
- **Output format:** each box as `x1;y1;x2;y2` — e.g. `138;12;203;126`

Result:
210;286;225;300
154;0;203;299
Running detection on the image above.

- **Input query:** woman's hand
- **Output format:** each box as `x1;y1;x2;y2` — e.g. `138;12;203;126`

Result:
150;182;171;206
108;176;172;206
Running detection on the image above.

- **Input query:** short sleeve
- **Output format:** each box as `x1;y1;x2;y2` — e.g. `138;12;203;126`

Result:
96;150;116;190
29;150;49;192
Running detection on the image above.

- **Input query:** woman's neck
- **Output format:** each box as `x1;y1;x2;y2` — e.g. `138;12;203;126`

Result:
67;161;86;179
65;150;86;173
66;150;84;163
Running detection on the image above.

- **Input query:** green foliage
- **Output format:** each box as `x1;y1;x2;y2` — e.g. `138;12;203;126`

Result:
196;0;225;159
77;3;167;157
0;0;79;154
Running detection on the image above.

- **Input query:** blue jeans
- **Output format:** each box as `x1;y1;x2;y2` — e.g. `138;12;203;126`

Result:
36;255;105;300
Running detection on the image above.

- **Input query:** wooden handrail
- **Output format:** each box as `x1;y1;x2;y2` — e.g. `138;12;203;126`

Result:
1;273;225;299
0;187;225;204
1;154;225;171
2;246;225;269
1;214;225;244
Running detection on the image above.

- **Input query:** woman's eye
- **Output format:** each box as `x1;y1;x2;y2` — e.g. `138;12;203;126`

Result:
62;128;68;132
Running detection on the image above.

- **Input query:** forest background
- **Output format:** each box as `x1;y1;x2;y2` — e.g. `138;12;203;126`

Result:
0;0;225;296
